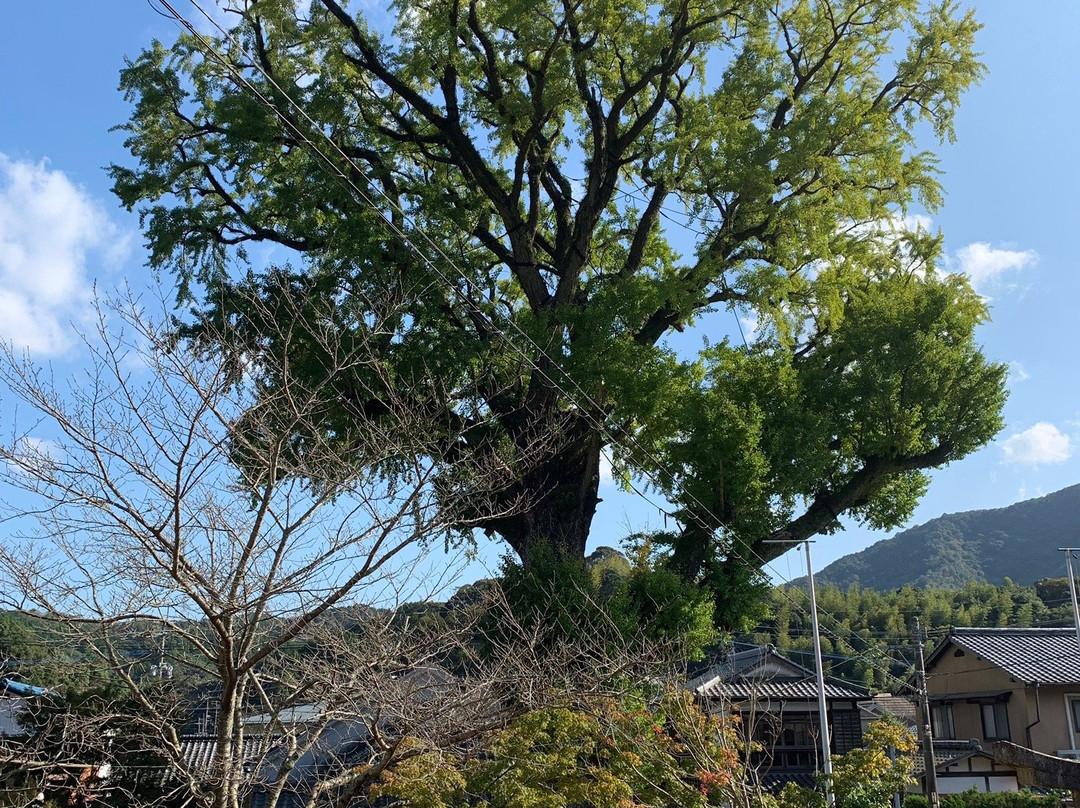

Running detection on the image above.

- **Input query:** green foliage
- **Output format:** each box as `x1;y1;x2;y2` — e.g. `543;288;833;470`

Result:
471;707;638;808
905;791;1061;808
775;718;916;808
112;0;1007;609
0;612;130;694
748;579;1076;690
587;546;633;598
366;744;467;808
371;689;745;808
617;565;718;656
0;612;45;662
497;542;718;659
497;544;614;646
830;719;918;808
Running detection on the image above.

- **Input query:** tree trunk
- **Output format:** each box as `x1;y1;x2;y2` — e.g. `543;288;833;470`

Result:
211;673;244;808
483;421;602;566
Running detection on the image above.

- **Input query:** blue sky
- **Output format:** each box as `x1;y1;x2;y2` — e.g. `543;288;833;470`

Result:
0;2;1078;587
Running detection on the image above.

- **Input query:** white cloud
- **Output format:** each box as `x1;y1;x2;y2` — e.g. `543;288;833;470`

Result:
0;154;129;355
842;214;937;281
1008;361;1030;384
17;435;60;461
598;448;614;487
955;242;1038;290
879;213;933;236
1001;422;1073;467
847;213;933;242
737;312;758;342
5;436;63;480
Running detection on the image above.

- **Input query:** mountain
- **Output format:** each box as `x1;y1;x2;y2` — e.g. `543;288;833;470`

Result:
814;484;1080;590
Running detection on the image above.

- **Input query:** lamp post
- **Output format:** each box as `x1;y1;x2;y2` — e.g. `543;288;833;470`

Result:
765;538;834;807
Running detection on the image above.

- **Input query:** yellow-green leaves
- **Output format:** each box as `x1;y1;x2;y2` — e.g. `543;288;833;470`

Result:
371;691;746;808
776;716;917;808
113;0;1004;612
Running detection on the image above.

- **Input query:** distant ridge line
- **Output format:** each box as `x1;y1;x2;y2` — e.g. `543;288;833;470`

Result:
810;484;1080;591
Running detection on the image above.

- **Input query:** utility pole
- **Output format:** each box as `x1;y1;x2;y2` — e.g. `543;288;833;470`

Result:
765;538;833;807
914;618;939;808
1060;549;1080;652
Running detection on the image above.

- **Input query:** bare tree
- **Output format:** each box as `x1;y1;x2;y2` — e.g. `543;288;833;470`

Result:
229;581;681;808
0;289;537;808
0;287;746;808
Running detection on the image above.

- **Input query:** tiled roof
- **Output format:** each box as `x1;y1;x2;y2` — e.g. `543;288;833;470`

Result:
699;677;867;701
929;627;1080;685
695;645;816;682
859;694;918;724
911;740;993;775
176;735;219;778
244;703;324;726
757;770;818;792
692;645;869;702
163;734;273;784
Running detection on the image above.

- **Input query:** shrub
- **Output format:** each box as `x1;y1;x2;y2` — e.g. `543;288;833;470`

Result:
905;791;1061;808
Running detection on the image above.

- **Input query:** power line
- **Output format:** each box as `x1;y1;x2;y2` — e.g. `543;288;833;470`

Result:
153;0;930;696
144;0;918;695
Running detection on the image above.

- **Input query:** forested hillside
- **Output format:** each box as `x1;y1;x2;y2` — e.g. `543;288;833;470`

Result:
8;575;1078;703
740;578;1077;691
813;484;1080;590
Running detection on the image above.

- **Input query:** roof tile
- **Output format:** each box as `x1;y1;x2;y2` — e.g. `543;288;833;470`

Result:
937;627;1080;685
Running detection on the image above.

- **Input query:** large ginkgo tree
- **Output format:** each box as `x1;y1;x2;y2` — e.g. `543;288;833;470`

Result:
112;0;1006;618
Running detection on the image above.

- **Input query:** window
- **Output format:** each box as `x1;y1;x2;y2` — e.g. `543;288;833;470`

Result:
752;715;816;748
1066;695;1080;750
778;717;816;748
749;715;822;772
981;702;1010;740
931;703;955;740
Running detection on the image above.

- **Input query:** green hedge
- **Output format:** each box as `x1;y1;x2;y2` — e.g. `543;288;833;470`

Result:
904;791;1061;808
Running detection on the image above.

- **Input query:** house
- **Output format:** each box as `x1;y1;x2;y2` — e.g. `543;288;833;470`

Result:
915;739;1017;795
0;676;55;738
855;690;1017;795
0;677;111;806
691;645;868;790
155;707;323;805
164;667;468;807
1;677;37;738
247;715;374;808
858;692;917;736
919;626;1080;791
246;666;478;808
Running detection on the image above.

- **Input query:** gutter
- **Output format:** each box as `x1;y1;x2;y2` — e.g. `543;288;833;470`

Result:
1024;681;1041;749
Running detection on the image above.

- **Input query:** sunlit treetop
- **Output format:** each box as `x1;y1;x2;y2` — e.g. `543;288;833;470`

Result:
112;0;1004;625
